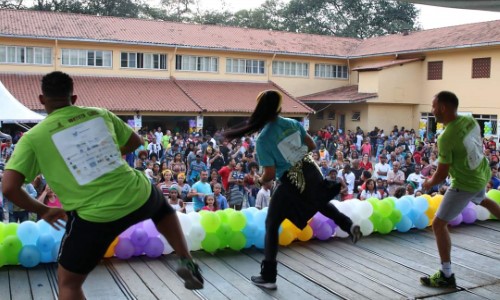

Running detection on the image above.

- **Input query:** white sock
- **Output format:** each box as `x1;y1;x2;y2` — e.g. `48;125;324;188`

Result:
441;262;452;278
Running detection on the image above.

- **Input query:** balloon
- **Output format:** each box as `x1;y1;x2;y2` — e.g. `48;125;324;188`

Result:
297;225;313;242
188;224;206;243
0;246;6;268
357;201;374;219
377;219;393;234
228;231;246;251
349;213;363;225
115;238;135;259
279;227;296;246
19;245;42;268
37;234;55;253
188;239;202;251
4;222;19;238
130;228;149;247
142;219;160;237
414;214;429;229
177;212;192;235
241;209;254;223
461;208;477;224
200;212;221;233
228;211;247;231
388;210;403;225
187;211;201;223
49;221;66;243
40;250;54;263
377;200;392;218
17;221;40;246
119;224;136;239
487;189;500;204
367;198;380;211
246;207;259;214
216;223;232;249
448;214;463;227
315;222;333;240
144;237;164;258
52;243;61;262
254;229;266;249
3;236;23;264
104;237;119;258
369;211;383;231
201;233;220;253
413;196;430;213
215;210;229;224
395;196;412;215
334;226;349;238
396;216;412;232
254;210;267;228
359;219;374;236
36;220;52;235
159;235;174;254
475;205;490;221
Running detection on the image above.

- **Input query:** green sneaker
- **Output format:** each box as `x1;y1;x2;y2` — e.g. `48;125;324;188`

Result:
176;258;204;290
420;270;456;288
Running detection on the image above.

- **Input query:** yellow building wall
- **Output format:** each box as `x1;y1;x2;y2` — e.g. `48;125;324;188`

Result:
358;71;379;93
377;62;423;104
310;103;368;132
367;103;417;134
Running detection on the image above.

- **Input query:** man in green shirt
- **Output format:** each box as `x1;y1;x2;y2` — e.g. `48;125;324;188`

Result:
422;91;500;288
2;72;203;300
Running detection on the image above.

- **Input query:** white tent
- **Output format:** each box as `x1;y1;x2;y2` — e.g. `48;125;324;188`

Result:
0;80;45;124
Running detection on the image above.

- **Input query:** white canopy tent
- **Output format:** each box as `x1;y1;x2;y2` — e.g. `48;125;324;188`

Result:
0;80;45;124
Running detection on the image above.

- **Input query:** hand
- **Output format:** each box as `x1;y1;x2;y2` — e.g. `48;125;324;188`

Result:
40;207;67;230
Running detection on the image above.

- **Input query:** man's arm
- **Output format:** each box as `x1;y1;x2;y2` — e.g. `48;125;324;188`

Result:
121;132;143;155
423;163;450;190
260;166;276;183
304;134;316;152
2;170;66;229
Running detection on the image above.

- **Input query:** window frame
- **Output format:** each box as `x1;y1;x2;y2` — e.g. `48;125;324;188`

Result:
314;63;349;79
472;57;491;79
61;48;113;68
0;45;52;65
271;60;309;78
121;51;168;70
351;112;361;122
226;58;266;75
427;61;443;80
175;54;219;73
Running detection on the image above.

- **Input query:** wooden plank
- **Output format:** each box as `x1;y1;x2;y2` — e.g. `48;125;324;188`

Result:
28;265;56;300
475;221;500;231
450;225;500;247
304;239;439;298
278;242;404;299
385;232;500;278
355;233;487;288
142;258;200;300
427;290;490;300
468;282;500;300
9;267;33;300
239;248;338;300
110;258;157;299
83;263;130;300
126;259;178;299
162;253;229;300
0;268;11;299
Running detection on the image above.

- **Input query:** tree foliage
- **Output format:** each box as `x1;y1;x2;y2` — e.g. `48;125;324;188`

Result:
3;0;419;38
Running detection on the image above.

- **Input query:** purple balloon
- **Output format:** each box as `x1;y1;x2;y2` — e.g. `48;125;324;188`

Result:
315;222;333;240
465;202;475;210
115;238;134;259
325;219;337;232
310;213;328;231
144;237;164;258
142;219;160;238
133;245;144;256
448;214;463;227
120;224;136;239
461;208;477;224
131;228;149;247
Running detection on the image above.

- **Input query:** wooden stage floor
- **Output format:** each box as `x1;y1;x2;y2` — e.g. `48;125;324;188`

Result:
2;220;499;300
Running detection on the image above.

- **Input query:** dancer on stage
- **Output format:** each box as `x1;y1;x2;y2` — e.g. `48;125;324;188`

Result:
224;90;361;290
2;72;203;300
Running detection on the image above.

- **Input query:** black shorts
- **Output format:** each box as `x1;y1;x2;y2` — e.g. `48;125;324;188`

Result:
58;184;174;274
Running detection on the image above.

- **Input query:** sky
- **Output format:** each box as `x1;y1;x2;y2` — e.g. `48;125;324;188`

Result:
191;0;500;30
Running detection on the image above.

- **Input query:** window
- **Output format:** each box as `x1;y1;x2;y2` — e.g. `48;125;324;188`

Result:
0;45;52;65
472;57;491;79
351;112;361;121
272;61;309;77
62;49;112;67
226;58;265;75
175;55;218;72
327;111;335;120
427;61;443;80
121;52;167;70
316;110;324;120
314;64;348;79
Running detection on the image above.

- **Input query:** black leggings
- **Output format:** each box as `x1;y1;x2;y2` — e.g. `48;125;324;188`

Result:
263;163;353;262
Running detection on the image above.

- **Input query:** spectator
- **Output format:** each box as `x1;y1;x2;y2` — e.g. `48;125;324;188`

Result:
244;162;260;208
359;153;373;173
218;158;235;193
173;173;191;201
255;180;273;210
374;155;390;180
201;193;218;212
338;163;355;200
188;170;212;212
360;179;380;200
168;186;186;213
490;166;500;189
213;183;228;210
407;165;425;191
228;162;245;210
387;161;405;196
376;178;389;199
188;153;207;184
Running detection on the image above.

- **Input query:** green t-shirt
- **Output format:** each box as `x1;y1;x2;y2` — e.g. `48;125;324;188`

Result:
6;106;151;222
438;116;491;192
161;135;170;149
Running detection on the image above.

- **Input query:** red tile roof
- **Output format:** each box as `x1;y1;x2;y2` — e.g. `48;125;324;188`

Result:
0;74;312;114
0;9;359;58
299;85;377;103
173;79;313;114
0;74;202;113
351;58;424;71
350;20;500;57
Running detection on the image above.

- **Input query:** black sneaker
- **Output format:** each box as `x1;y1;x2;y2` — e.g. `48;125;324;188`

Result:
420;270;456;288
177;258;204;290
251;275;277;290
350;225;362;244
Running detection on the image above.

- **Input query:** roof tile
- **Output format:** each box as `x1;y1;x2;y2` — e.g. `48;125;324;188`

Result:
299;85;377;103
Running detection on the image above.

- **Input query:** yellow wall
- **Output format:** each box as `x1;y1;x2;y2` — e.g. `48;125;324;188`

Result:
377;62;423;104
358;71;379;93
367;103;417;133
310;103;368;132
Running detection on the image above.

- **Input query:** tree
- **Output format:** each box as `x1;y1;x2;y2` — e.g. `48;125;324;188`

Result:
0;0;25;9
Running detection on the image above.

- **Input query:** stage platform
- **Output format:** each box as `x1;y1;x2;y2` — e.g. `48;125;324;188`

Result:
2;221;499;300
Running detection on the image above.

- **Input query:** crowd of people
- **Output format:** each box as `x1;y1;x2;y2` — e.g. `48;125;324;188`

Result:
2;121;499;221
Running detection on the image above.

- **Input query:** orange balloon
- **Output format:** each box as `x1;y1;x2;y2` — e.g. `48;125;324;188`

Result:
104;237;119;258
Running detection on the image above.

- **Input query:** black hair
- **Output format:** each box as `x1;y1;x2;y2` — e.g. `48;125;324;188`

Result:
435;91;459;110
362;170;371;179
248;161;259;170
41;71;73;99
224;90;282;140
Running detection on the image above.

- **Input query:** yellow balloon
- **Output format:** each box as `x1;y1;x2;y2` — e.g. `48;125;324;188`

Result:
297;225;313;242
279;228;295;246
104;237;119;258
281;219;301;236
425;209;435;226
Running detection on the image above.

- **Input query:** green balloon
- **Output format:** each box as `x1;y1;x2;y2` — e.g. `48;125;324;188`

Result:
4;223;19;238
228;231;246;251
0;222;5;241
2;236;23;265
0;245;6;267
378;219;394;234
389;210;403;225
200;212;221;233
216;223;232;249
215;210;228;224
201;233;220;253
367;198;379;210
228;211;246;231
377;200;393;218
369;211;383;231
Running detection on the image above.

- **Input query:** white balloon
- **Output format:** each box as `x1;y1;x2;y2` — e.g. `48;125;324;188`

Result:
188;224;206;242
159;235;174;254
474;205;491;221
357;201;374;219
187;211;201;223
350;212;363;225
177;212;192;235
334;227;349;238
360;219;374;236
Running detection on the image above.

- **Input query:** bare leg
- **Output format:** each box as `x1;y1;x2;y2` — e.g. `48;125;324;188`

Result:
58;264;87;300
432;217;451;263
155;212;191;258
481;198;500;219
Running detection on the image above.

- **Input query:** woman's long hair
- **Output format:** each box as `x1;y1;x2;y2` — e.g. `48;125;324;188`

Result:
224;90;282;140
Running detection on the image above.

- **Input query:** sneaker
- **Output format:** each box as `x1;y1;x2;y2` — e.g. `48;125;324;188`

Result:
350;225;362;244
176;258;204;290
251;275;277;290
420;270;456;288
